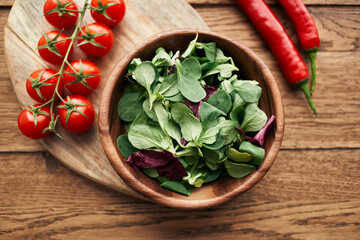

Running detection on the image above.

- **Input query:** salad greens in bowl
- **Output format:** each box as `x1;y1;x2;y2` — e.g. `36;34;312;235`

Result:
99;29;284;209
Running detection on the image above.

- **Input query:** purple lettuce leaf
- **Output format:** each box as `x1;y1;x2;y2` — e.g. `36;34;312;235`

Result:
204;85;218;100
127;150;187;181
251;115;275;147
180;138;188;146
156;158;188;181
182;100;203;120
127;150;173;168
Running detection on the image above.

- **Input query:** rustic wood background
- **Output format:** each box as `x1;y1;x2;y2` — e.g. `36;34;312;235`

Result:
1;0;359;239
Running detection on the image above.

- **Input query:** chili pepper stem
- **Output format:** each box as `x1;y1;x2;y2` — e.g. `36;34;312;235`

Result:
297;81;317;116
308;51;317;94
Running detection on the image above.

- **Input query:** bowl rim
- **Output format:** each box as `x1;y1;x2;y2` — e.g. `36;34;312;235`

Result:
99;29;285;209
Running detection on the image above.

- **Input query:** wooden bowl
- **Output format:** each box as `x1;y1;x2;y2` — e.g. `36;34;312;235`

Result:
99;29;285;209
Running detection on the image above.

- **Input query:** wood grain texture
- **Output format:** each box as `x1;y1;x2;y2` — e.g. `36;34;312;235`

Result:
2;0;360;6
1;5;360;152
5;0;208;196
0;152;359;239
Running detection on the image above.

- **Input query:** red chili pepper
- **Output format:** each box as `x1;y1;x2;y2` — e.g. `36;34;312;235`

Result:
236;0;316;115
278;0;320;94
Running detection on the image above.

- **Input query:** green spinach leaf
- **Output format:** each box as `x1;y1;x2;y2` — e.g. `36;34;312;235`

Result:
234;81;262;103
203;63;239;79
207;89;232;114
118;90;145;122
181;33;198;59
117;134;138;159
226;148;252;163
225;160;256;178
196;42;216;62
160;181;190;196
239;141;265;166
176;58;206;102
240;103;267;132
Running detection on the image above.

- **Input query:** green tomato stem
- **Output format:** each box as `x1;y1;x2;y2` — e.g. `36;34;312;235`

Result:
47;0;89;121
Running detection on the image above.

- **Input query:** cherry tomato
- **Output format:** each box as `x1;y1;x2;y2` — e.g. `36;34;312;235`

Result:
63;60;101;95
18;105;52;139
78;23;114;57
90;0;126;27
44;0;79;29
38;31;73;65
26;69;64;103
58;95;95;133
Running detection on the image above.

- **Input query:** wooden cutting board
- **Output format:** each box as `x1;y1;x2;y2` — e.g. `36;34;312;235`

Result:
5;0;208;199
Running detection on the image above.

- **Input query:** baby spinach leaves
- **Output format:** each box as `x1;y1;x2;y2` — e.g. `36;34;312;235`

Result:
175;57;206;102
116;35;273;196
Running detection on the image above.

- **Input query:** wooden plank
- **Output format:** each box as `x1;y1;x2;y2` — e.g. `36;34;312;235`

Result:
0;150;359;204
188;0;360;5
1;6;360;151
197;6;360;52
2;0;360;7
0;9;45;152
0;152;359;239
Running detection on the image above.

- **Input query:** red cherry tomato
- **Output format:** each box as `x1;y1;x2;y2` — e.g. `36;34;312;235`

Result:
18;105;52;139
44;0;79;29
58;95;95;133
38;31;73;65
63;60;101;95
26;69;64;103
90;0;126;27
78;23;114;57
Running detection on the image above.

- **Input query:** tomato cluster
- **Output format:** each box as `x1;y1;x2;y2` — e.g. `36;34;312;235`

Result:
18;0;126;139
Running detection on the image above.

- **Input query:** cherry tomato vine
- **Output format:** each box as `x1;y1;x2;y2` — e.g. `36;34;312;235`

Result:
18;0;125;139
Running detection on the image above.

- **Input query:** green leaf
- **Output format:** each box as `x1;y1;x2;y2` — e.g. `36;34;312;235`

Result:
226;148;252;163
181;33;198;59
142;168;159;178
239;141;265;166
202;133;225;150
142;99;157;122
128;123;172;150
203;170;221;183
118;90;145;122
128;58;142;73
230;105;245;123
160;181;190;196
199;102;225;130
117;135;138;159
158;73;179;97
152;47;173;67
203;63;239;79
196;42;216;62
165;92;185;102
240;103;267;132
232;93;247;109
217;120;238;145
207;89;232;114
176;57;206;102
234;81;262;103
153;101;182;145
215;48;232;64
225;161;256;178
171;102;202;142
134;61;159;94
199;126;220;145
202;148;220;170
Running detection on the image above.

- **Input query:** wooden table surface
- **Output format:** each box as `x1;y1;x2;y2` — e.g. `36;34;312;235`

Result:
1;0;359;239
